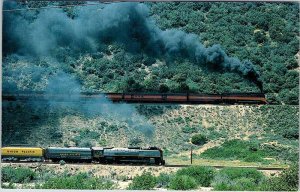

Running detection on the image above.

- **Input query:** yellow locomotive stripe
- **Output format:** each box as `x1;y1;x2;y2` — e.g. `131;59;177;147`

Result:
1;147;43;157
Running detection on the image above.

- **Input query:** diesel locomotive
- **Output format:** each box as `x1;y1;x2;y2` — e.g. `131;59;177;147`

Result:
1;146;165;165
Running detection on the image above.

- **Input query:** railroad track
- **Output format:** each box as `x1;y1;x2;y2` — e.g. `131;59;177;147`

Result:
164;164;286;171
1;161;286;171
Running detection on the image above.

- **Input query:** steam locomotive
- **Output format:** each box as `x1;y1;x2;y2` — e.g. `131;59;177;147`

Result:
1;146;165;165
2;92;267;104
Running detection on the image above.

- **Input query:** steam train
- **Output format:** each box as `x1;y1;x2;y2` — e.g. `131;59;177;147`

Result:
1;146;165;165
2;92;267;104
106;92;267;104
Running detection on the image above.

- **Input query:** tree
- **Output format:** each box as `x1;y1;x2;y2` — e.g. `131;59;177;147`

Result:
191;134;207;145
178;83;190;92
124;77;144;92
253;30;267;43
159;84;170;93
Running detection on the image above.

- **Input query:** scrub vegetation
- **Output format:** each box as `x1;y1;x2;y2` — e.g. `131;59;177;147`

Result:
2;2;299;104
2;165;298;190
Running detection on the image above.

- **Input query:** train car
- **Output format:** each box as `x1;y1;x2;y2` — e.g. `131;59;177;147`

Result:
1;147;44;162
92;147;165;165
3;91;267;104
107;93;166;103
165;94;188;103
107;93;188;103
45;147;92;162
105;92;267;104
189;94;222;103
106;93;123;102
221;93;267;104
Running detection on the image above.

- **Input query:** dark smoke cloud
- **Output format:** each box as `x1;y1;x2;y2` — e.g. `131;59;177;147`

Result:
45;72;155;139
3;1;261;88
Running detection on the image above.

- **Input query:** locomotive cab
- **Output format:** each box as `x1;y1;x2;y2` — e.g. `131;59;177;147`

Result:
91;147;104;162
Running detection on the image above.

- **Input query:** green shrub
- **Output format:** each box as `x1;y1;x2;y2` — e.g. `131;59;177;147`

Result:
205;127;227;140
59;160;66;165
2;167;36;183
261;105;299;139
1;182;16;189
36;168;56;182
169;175;197;190
72;130;100;147
159;84;170;93
129;137;142;147
234;177;258;191
127;172;157;190
200;139;271;162
191;134;207;145
108;124;119;132
176;166;215;187
258;163;299;191
182;126;197;133
243;153;263;162
41;173;114;189
78;139;92;147
157;173;173;188
213;175;258;191
212;168;265;191
217;168;264;183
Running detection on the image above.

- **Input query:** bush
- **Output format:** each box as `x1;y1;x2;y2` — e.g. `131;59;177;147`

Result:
212;168;265;191
159;84;170;93
182;126;197;133
129;137;142;147
72;130;100;147
127;172;157;190
2;167;36;183
1;182;16;189
78;139;92;147
233;178;258;191
258;163;299;191
156;173;173;188
169;175;197;190
41;173;114;189
191;134;207;145
200;139;271;162
59;160;66;165
217;168;264;183
176;166;215;187
213;175;258;191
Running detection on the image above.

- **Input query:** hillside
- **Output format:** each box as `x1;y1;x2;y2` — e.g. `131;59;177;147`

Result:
3;101;298;165
3;2;299;104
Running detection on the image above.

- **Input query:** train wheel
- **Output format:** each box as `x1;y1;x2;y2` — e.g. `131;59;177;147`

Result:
155;158;161;165
52;159;59;163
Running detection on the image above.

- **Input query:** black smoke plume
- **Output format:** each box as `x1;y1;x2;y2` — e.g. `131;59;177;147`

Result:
3;1;262;91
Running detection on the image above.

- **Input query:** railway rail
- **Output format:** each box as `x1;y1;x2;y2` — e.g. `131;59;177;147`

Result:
1;161;285;171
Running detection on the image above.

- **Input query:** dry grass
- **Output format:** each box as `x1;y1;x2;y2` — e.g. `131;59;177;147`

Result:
165;157;288;169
